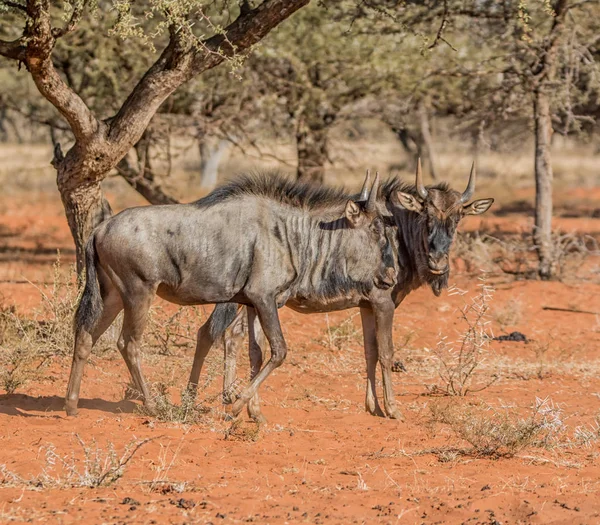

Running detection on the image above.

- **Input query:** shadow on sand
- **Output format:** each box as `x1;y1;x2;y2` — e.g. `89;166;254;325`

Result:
0;394;138;417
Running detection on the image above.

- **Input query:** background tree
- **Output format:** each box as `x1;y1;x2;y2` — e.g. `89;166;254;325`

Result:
348;0;600;279
0;0;309;270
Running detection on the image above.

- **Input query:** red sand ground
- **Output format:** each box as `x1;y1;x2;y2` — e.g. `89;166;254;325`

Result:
0;190;599;524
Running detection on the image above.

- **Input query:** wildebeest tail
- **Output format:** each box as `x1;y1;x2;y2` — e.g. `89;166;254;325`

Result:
209;303;241;340
74;233;103;334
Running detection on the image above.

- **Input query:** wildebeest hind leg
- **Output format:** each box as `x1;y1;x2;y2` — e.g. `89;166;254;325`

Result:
65;289;123;416
246;307;266;424
231;297;286;418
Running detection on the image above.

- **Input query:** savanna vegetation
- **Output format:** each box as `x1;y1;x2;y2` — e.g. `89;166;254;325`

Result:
0;1;599;523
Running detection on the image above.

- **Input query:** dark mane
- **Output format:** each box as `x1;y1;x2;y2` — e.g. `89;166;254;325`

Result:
193;173;350;210
380;177;451;200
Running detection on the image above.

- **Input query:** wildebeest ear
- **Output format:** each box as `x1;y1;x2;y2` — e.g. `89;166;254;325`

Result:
345;200;363;228
463;198;494;216
395;191;423;213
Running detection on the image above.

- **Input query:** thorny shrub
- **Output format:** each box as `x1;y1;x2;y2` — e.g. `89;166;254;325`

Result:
426;278;497;396
0;434;152;489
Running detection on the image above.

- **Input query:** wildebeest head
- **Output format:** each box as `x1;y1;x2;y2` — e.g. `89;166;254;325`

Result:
346;170;397;290
393;159;493;295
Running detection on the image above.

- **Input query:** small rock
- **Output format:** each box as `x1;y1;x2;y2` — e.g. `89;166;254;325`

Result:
494;331;528;343
121;497;140;506
170;498;195;510
392;361;406;373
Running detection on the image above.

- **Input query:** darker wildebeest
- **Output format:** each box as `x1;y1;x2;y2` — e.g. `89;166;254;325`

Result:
189;160;494;422
65;172;396;416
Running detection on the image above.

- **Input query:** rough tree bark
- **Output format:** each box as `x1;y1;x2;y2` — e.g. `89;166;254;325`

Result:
533;87;555;280
0;0;309;271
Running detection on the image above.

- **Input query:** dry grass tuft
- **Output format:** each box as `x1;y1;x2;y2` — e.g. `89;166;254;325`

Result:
0;257;110;394
137;384;212;425
320;312;362;351
494;298;524;329
428;397;566;458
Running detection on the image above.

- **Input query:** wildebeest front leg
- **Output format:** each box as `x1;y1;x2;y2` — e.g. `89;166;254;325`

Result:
360;307;385;417
374;298;404;420
230;298;286;418
120;296;154;412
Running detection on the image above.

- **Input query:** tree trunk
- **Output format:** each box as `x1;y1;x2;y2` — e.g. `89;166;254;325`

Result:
418;101;437;181
58;178;112;274
296;117;328;184
533;87;555;280
199;137;230;189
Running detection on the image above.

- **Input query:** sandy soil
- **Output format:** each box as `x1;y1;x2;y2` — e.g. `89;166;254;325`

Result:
0;187;599;524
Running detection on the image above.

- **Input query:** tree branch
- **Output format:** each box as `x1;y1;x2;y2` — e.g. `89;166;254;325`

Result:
1;0;27;13
0;37;27;61
52;1;86;39
1;0;99;141
108;0;309;151
116;155;179;205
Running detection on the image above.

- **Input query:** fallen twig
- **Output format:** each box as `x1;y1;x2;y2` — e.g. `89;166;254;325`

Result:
543;306;600;315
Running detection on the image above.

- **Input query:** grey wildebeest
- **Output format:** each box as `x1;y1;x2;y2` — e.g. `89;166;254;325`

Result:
65;172;396;416
188;160;494;422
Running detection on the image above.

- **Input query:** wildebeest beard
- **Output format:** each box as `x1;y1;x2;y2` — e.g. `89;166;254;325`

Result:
426;268;449;297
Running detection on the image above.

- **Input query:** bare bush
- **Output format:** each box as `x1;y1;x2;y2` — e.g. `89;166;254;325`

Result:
426;279;497;396
429;397;566;458
454;230;598;281
0;435;151;489
0;256;118;394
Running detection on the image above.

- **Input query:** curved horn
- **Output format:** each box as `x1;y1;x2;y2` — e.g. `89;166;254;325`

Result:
359;169;372;201
366;171;380;212
415;157;428;200
460;161;476;203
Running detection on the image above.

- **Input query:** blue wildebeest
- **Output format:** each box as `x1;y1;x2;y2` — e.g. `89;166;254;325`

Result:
190;160;494;422
65;172;396;416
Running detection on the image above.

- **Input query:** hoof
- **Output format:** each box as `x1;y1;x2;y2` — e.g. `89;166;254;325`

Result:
385;406;405;421
65;403;79;417
221;410;236;422
366;403;385;418
124;385;144;401
142;401;156;416
231;398;246;418
249;411;267;425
